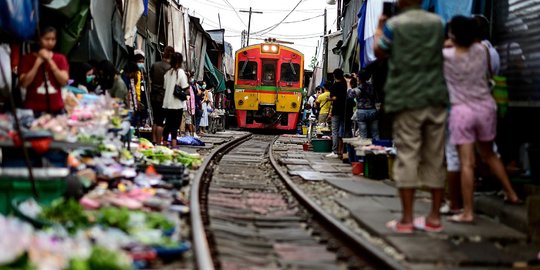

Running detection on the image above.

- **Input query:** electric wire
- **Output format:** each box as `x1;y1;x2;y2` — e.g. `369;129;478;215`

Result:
251;0;305;35
220;0;248;27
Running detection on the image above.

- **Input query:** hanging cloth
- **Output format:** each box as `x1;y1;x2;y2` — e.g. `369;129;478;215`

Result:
357;0;368;68
124;0;145;46
422;0;473;23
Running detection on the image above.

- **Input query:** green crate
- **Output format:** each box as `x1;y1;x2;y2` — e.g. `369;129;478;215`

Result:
0;177;66;215
311;139;332;153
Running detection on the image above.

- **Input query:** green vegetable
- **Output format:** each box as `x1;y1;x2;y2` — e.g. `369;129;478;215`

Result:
87;246;131;270
40;199;92;234
97;207;130;232
120;149;133;160
145;212;175;231
111;116;122;129
68;258;89;270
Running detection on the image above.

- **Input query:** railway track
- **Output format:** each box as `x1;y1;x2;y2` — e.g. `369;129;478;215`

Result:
190;134;403;270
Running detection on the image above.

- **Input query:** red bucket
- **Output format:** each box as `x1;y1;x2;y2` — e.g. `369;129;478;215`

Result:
351;162;364;175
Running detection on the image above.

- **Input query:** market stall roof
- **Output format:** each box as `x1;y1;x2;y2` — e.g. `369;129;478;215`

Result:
189;16;219;51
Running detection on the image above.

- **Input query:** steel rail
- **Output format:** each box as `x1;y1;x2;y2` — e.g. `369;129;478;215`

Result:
268;136;405;270
190;132;252;270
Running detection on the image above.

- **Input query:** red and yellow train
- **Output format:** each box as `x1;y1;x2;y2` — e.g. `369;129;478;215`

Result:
234;40;304;130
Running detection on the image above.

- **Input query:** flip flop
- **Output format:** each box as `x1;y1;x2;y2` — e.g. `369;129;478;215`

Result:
386;220;414;234
413;216;443;233
447;214;475;224
504;198;524;205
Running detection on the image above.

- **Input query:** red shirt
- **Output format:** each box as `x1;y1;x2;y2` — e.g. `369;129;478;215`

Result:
19;53;68;113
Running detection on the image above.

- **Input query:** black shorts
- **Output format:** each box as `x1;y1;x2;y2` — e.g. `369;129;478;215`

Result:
151;100;165;126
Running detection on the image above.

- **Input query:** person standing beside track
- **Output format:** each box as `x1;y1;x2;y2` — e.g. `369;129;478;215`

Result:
375;0;449;233
326;69;347;159
162;52;189;147
149;46;174;145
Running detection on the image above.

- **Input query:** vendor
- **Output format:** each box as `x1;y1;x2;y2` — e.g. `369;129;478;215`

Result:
96;60;128;106
19;26;69;116
67;62;94;94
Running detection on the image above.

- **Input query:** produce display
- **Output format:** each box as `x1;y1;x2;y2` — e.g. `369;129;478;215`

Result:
0;93;201;269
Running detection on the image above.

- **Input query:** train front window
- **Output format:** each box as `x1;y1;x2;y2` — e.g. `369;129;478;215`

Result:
238;61;257;81
262;61;276;86
280;62;300;82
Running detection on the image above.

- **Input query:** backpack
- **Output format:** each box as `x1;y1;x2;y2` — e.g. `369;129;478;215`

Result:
0;0;39;40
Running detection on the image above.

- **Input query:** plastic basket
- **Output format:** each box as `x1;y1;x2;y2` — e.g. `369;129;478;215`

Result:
311;139;332;153
0;177;66;215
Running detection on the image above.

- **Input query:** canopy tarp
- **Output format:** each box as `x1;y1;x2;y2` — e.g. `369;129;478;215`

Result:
204;53;225;93
68;0;128;69
41;0;90;55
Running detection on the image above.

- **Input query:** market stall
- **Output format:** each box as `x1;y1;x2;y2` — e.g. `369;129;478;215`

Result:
0;92;202;269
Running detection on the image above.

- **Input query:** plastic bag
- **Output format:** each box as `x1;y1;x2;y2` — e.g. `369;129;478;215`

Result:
177;136;205;146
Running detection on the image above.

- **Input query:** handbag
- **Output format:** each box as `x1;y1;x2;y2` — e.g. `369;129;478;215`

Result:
173;70;187;100
174;85;187;100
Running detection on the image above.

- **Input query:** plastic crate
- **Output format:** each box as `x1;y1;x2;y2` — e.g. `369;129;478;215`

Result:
312;139;332;153
0;176;66;215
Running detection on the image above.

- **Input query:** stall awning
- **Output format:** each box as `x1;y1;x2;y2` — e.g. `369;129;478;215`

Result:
204;53;225;93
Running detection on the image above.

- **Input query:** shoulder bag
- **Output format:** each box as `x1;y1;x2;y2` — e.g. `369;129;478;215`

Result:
173;70;187;101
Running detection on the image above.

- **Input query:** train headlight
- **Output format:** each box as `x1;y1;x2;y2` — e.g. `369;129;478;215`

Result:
262;44;279;53
238;100;244;106
291;102;298;108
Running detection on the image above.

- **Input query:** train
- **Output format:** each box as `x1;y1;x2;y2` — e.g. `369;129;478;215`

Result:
233;39;304;130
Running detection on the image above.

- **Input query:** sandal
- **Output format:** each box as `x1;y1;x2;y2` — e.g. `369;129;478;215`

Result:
413;216;443;233
504;197;524;205
386;219;414;234
447;214;475;224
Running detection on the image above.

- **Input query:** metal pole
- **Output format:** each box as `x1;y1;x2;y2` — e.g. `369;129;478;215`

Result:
240;8;263;46
218;13;222;29
247;7;252;46
337;0;341;31
323;8;328;81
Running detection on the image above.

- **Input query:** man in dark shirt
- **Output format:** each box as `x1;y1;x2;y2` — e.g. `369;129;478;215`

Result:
326;68;348;158
150;46;174;144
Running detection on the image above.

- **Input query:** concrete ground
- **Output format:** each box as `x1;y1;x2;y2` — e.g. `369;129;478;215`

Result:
274;135;540;269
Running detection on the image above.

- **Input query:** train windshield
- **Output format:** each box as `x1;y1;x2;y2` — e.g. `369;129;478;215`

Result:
262;61;277;86
280;62;300;82
238;61;258;81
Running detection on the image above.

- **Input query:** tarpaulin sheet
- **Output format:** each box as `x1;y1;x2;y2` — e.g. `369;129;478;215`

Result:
68;0;128;70
42;0;90;54
204;53;225;93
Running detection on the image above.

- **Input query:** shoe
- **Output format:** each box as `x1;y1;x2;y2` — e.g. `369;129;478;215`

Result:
386;220;414;234
325;152;338;158
440;204;463;215
193;134;200;139
413;216;443;233
447;214;475;224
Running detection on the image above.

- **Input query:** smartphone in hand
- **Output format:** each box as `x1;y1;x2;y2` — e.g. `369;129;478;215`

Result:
383;1;396;17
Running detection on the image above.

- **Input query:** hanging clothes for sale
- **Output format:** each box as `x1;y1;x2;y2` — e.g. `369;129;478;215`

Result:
422;0;473;23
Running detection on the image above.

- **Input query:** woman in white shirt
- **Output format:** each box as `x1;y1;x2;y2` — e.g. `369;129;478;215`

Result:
162;52;189;147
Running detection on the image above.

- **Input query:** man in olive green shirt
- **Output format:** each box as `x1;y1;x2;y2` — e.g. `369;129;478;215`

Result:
374;0;449;233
